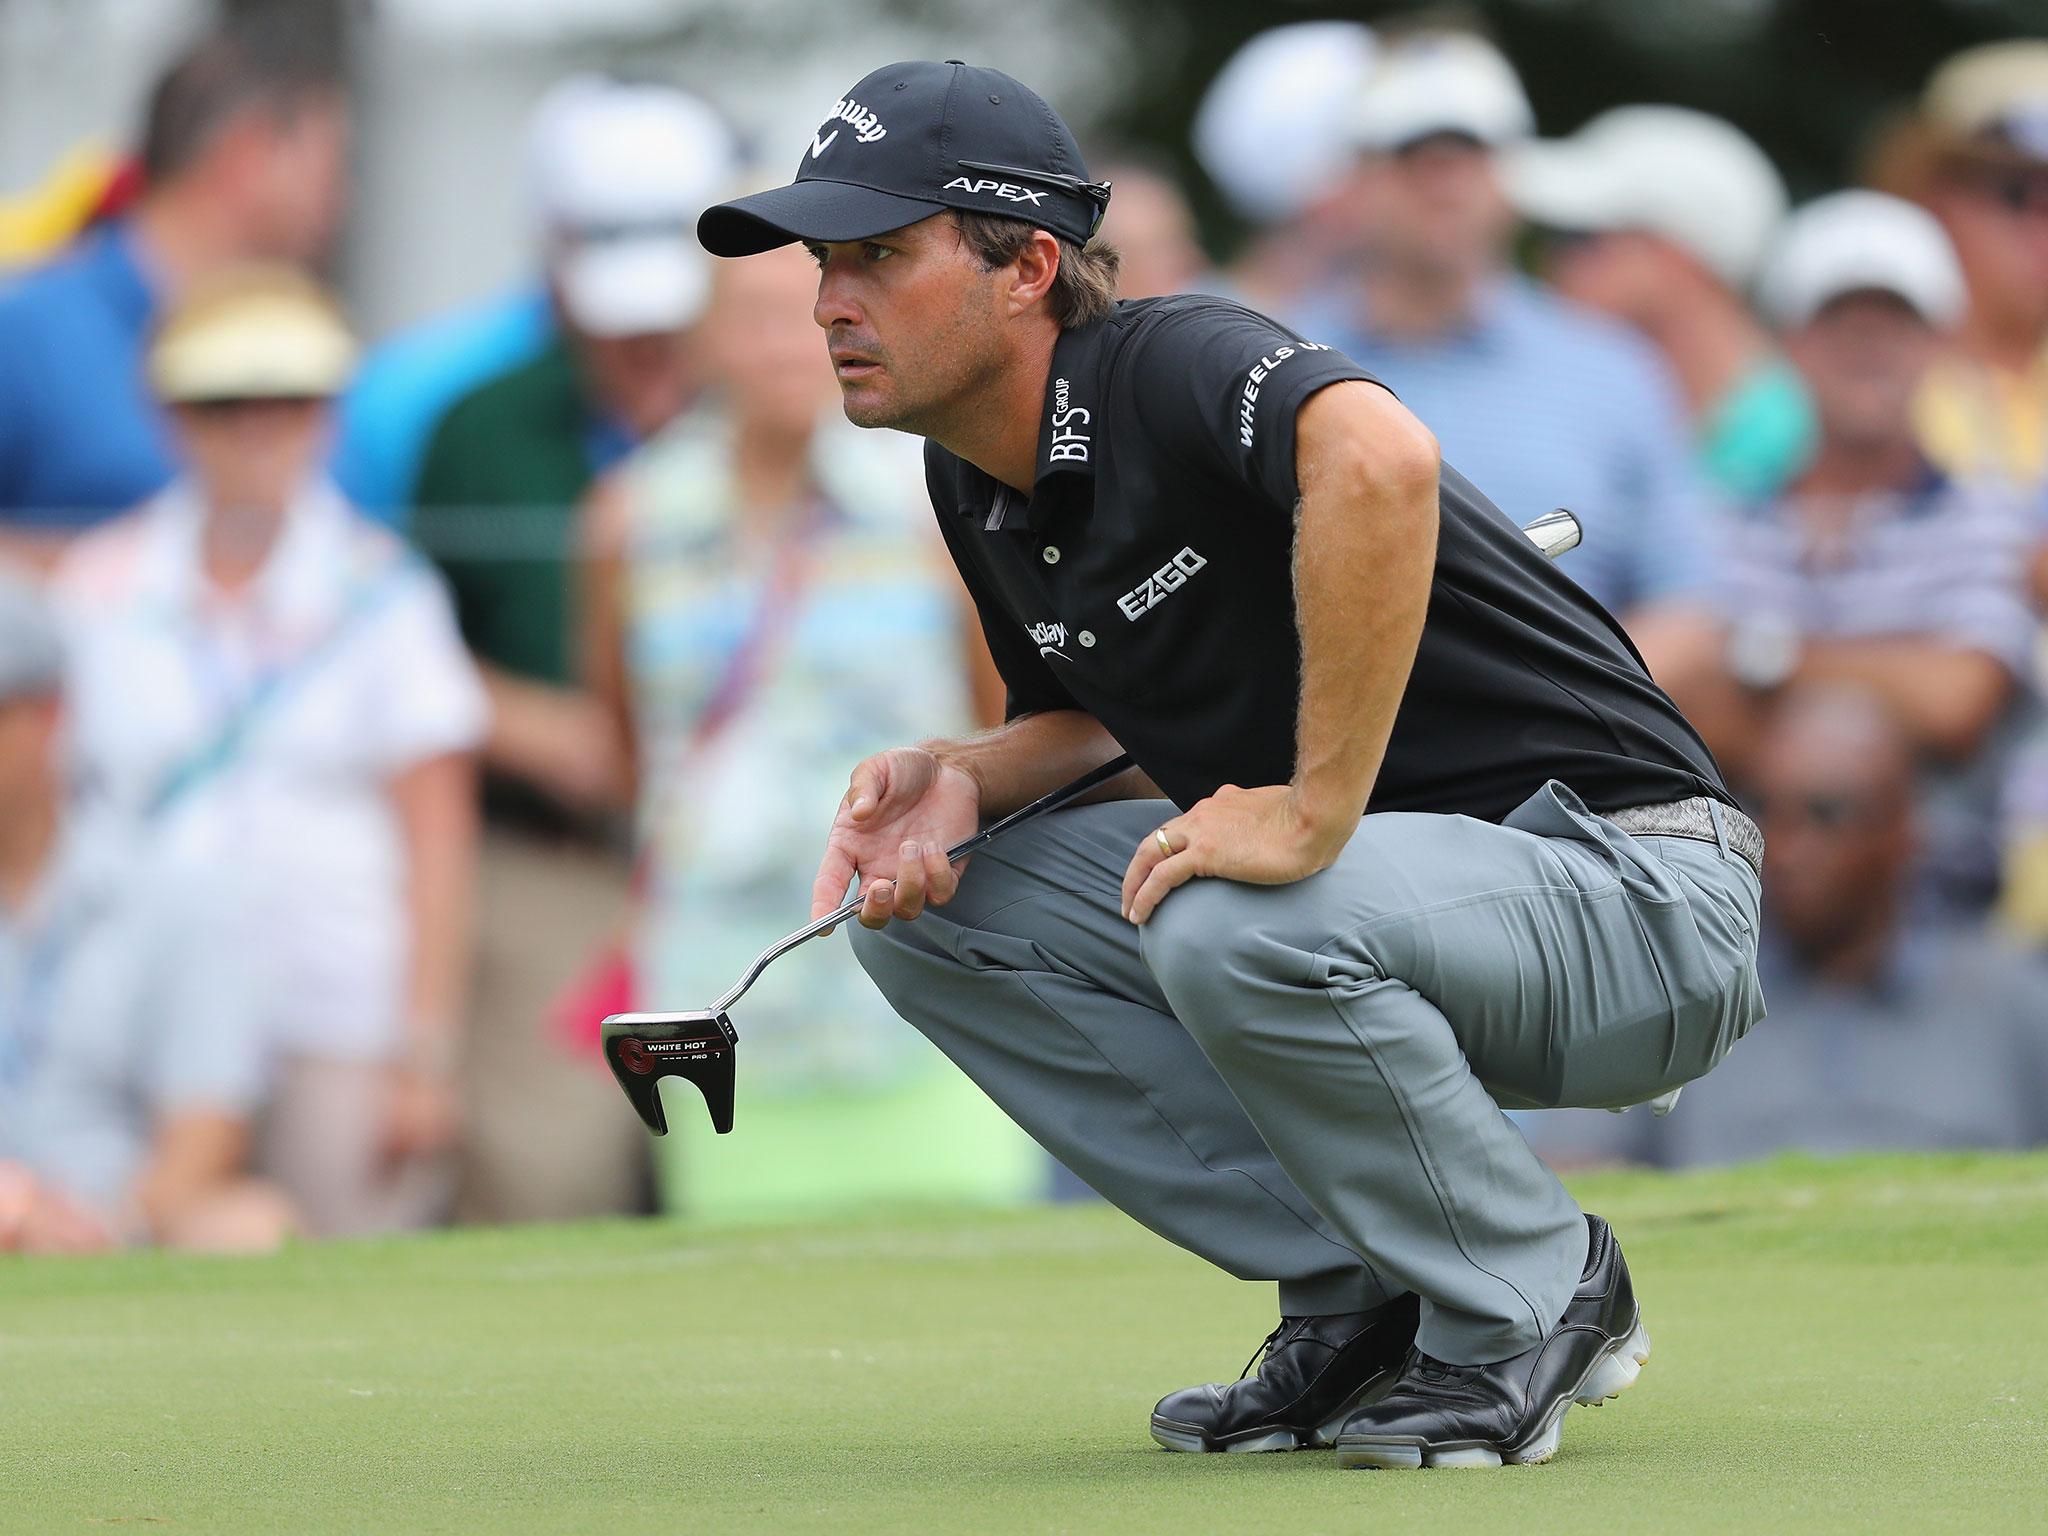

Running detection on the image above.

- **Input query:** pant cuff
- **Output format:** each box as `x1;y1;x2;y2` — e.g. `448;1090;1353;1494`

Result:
1279;1268;1397;1318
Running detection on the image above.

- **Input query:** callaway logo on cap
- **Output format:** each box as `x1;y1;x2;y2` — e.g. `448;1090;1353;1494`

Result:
697;60;1111;257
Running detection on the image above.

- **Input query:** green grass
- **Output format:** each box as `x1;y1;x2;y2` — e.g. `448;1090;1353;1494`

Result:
3;1153;2045;1534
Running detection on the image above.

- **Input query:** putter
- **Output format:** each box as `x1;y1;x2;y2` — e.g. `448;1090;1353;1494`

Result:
601;508;1581;1135
603;752;1138;1134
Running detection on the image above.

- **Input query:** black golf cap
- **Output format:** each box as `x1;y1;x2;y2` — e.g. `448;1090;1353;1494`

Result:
698;60;1110;257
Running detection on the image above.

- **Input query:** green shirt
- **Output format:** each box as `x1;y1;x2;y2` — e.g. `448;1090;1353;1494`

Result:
410;339;606;686
1699;355;1816;504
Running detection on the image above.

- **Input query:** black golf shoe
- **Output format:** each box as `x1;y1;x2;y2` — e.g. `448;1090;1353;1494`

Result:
1150;1294;1419;1454
1333;1215;1650;1469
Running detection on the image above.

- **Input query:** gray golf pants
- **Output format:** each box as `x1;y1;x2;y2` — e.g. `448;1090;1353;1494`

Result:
848;779;1764;1364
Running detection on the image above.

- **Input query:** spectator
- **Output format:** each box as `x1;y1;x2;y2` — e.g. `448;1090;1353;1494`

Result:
1907;41;2048;491
51;268;487;1237
0;23;346;551
1190;21;1379;313
1700;191;2035;913
1094;156;1210;300
0;567;295;1254
1289;33;1724;691
1512;105;1816;501
330;74;738;523
580;245;1032;1220
1526;686;2048;1170
398;78;735;1224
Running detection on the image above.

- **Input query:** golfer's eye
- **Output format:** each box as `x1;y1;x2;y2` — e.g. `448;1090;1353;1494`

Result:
862;242;895;263
802;243;828;269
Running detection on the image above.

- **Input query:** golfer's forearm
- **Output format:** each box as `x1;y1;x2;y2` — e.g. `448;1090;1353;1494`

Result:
1288;384;1439;838
928;710;1157;818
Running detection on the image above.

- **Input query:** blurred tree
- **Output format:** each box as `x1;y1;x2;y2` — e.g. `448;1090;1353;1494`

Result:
1092;0;2048;257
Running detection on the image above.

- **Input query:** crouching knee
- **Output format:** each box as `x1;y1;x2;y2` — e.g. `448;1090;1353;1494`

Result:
1138;879;1312;1020
845;915;920;997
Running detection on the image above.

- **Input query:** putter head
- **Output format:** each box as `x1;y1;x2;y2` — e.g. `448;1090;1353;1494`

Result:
601;1010;739;1136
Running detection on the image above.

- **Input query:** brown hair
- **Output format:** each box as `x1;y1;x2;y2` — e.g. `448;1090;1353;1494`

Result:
141;23;340;184
951;211;1121;329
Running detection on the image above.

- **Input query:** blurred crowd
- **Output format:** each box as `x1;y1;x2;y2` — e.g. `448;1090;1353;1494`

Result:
2;15;2046;1254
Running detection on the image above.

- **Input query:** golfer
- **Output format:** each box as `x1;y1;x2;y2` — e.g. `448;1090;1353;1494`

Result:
697;61;1765;1470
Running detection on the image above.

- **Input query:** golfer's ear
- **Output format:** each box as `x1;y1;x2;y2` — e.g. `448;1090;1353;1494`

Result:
1006;230;1062;318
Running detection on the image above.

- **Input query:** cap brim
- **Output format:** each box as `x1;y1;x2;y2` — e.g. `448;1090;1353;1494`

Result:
559;240;710;336
1503;141;1630;232
697;179;951;257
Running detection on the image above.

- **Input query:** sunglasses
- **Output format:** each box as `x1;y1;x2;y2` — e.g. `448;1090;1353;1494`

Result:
1752;791;1888;832
176;395;327;416
955;160;1115;234
1959;165;2048;217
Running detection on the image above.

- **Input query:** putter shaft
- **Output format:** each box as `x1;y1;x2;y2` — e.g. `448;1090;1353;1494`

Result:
711;752;1137;1013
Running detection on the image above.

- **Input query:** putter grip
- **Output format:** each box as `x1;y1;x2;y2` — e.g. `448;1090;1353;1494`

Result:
938;752;1136;864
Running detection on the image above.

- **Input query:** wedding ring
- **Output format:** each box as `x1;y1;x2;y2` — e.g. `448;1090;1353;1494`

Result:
1155;827;1176;858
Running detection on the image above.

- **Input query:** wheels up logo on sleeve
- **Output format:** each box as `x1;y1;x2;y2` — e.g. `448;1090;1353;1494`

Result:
1237;341;1332;448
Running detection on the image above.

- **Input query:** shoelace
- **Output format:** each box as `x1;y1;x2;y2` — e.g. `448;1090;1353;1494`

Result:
1239;1318;1307;1381
1408;1351;1482;1386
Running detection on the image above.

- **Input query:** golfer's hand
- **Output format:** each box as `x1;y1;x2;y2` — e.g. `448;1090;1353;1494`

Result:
1121;784;1352;925
812;747;981;927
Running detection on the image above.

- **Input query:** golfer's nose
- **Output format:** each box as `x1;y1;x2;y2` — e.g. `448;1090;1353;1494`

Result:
814;268;862;331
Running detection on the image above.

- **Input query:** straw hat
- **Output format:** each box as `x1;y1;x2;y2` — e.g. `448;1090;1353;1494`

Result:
1922;40;2048;167
148;265;356;405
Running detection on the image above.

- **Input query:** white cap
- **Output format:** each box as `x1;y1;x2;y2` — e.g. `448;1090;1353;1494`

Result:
1506;105;1787;287
526;75;739;336
1351;33;1533;154
1758;190;1967;330
1193;22;1379;225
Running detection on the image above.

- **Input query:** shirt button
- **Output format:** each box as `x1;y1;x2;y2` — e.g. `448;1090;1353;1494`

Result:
1078;630;1096;647
1041;545;1060;564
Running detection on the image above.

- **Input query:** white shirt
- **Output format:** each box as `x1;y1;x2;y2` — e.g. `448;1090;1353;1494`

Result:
52;479;488;1061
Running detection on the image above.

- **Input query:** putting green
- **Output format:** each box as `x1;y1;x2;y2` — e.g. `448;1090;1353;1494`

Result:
3;1152;2043;1533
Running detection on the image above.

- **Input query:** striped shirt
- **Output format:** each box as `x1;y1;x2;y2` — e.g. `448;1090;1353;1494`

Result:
1716;465;2038;911
1288;275;1713;616
1713;467;2035;676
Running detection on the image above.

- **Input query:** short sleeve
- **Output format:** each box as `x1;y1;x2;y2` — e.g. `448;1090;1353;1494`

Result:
1127;302;1385;513
924;443;1078;721
355;557;490;772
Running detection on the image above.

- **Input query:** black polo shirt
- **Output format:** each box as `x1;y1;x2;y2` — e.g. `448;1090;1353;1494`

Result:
926;294;1731;821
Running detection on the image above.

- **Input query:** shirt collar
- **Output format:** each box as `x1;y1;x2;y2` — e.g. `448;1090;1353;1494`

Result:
141;476;357;630
1337;272;1518;355
977;318;1110;532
